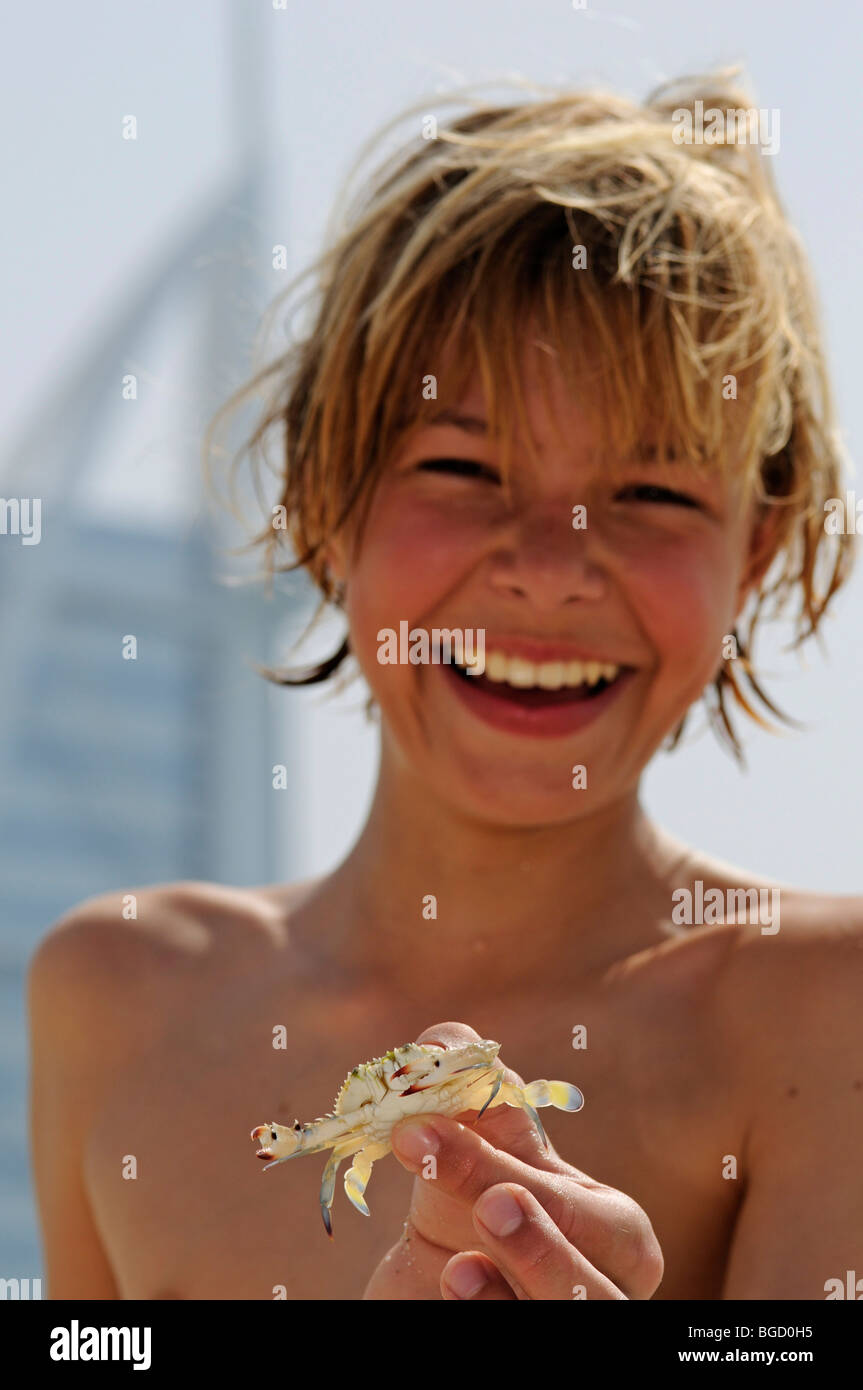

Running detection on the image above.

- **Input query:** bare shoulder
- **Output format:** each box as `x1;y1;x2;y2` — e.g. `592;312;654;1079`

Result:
704;887;863;1296
28;878;313;1054
713;886;863;1095
717;886;863;1001
27;876;322;1299
668;841;863;1019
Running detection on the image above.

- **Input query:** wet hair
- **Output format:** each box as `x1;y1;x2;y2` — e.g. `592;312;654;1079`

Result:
204;65;855;763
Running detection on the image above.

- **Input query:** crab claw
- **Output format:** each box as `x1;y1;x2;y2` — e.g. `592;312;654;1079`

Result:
391;1057;433;1080
251;1124;274;1159
251;1120;304;1164
393;1063;436;1091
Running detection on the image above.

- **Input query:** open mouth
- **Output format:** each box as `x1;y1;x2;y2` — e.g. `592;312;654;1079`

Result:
451;661;628;707
443;650;637;738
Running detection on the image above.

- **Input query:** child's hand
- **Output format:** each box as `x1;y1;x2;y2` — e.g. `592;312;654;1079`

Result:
363;1022;663;1300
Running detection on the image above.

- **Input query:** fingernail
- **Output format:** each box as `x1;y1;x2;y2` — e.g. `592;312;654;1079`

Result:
445;1258;488;1299
475;1187;523;1237
392;1119;439;1168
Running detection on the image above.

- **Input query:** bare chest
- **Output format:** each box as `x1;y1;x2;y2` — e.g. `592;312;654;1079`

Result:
86;968;744;1300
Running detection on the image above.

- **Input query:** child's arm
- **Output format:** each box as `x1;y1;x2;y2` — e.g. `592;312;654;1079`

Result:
719;917;863;1299
28;908;124;1298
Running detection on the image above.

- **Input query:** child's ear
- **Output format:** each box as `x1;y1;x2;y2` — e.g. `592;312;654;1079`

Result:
736;500;785;607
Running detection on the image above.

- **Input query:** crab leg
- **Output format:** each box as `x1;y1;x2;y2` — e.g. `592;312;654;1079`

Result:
319;1142;356;1238
508;1082;550;1149
472;1078;585;1150
523;1080;585;1113
343;1142;388;1219
520;1079;585;1145
475;1070;504;1120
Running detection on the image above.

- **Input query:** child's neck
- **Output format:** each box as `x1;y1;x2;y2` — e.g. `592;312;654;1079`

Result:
316;763;694;1001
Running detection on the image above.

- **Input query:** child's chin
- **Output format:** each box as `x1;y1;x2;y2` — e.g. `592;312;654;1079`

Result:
424;756;597;828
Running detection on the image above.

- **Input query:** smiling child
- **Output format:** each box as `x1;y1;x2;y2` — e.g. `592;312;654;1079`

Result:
29;67;862;1301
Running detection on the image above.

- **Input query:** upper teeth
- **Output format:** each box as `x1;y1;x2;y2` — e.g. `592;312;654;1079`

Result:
467;652;621;689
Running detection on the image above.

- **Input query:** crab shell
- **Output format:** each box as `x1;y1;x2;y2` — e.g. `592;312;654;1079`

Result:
253;1040;502;1160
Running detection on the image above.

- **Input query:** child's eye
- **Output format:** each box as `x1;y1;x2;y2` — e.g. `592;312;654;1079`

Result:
416;457;500;482
616;483;700;508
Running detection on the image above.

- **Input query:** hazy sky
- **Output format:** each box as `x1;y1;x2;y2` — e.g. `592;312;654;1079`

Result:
4;0;862;890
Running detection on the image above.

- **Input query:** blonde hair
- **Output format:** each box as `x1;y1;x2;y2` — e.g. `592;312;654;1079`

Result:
204;65;855;762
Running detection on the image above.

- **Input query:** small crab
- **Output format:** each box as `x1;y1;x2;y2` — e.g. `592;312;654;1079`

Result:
251;1038;584;1236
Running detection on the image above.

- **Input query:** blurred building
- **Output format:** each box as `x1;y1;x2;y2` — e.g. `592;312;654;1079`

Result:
0;121;311;1272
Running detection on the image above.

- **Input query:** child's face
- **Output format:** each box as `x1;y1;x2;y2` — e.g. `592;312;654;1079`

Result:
329;345;769;826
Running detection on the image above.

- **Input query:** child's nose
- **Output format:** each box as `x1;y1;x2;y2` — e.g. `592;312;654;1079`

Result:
488;508;606;607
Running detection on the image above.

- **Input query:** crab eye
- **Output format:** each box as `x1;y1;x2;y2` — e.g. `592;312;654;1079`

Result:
434;1059;440;1067
270;1130;278;1141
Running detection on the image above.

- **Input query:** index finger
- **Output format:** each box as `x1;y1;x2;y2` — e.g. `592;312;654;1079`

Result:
394;1111;570;1253
393;1112;658;1299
